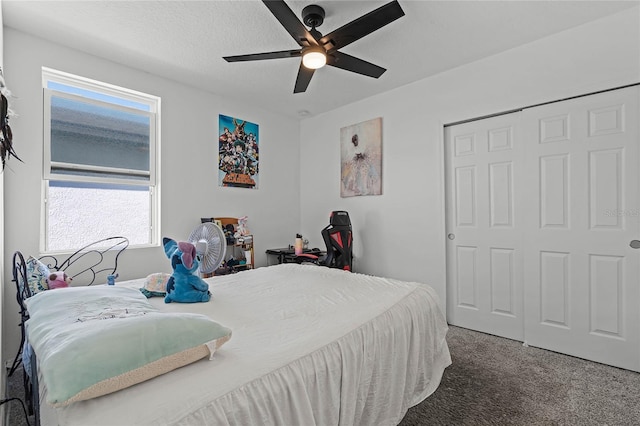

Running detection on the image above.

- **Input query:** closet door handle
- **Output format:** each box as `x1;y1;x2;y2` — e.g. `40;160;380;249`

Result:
630;240;640;249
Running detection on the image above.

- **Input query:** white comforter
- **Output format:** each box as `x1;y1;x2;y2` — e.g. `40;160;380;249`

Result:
41;264;451;426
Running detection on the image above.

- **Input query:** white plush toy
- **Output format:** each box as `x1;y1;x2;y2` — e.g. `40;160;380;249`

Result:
234;216;250;238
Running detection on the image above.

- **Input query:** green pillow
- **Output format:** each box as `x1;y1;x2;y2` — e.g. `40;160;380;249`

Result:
25;286;231;406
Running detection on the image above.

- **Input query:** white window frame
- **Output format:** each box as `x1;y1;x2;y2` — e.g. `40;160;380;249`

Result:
41;67;161;252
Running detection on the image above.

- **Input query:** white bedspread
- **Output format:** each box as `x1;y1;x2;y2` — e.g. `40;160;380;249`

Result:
41;264;451;426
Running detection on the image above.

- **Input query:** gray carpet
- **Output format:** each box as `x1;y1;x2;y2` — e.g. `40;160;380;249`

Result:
4;368;33;426
5;325;640;425
400;326;640;426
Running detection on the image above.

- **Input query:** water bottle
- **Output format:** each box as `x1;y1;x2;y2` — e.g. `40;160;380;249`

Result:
295;234;303;255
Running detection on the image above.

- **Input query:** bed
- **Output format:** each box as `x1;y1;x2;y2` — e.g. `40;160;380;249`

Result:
23;263;450;426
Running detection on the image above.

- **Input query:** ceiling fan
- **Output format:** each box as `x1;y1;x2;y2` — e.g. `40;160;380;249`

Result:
223;0;405;93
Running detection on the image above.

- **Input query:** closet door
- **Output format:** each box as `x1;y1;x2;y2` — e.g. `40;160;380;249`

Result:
445;86;640;371
522;87;640;371
445;112;525;340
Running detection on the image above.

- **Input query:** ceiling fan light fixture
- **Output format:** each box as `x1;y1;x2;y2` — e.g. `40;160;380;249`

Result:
302;49;326;69
223;0;405;93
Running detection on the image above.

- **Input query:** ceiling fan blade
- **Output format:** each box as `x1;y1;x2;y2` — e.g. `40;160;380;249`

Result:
262;0;319;47
224;49;302;62
319;0;405;51
327;51;386;78
293;63;315;93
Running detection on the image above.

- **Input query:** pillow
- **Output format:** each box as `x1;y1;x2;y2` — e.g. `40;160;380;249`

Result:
25;286;231;407
140;272;171;297
25;256;50;295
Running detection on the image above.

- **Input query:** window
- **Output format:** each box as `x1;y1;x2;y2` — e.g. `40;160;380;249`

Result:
42;68;160;252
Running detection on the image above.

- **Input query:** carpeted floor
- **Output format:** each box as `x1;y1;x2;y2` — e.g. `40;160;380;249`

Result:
400;326;640;426
4;367;33;426
6;325;640;425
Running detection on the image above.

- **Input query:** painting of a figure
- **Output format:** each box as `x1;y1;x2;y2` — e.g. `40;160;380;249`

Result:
218;114;259;189
340;117;382;197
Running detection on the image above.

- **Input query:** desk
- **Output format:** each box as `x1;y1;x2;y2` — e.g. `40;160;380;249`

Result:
265;247;324;265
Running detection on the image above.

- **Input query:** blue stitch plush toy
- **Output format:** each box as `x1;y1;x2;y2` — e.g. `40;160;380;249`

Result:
163;237;211;303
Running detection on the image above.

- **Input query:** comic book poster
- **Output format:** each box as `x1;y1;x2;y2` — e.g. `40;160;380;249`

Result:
340;117;382;197
218;114;259;189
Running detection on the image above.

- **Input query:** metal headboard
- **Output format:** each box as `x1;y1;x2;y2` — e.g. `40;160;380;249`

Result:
38;236;129;285
7;236;129;422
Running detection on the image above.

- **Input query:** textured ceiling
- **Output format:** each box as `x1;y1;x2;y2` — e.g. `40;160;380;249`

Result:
2;0;637;119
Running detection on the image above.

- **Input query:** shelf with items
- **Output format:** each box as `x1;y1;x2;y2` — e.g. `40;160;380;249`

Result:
204;217;254;274
229;234;254;271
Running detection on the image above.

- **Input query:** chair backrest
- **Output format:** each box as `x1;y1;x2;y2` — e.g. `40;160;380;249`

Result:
321;211;353;271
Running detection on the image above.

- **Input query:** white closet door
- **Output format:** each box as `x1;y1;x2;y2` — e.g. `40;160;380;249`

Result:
522;87;640;371
445;86;640;371
445;112;524;340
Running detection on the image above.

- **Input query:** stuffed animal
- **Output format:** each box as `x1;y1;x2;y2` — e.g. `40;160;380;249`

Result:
48;271;71;289
163;237;211;303
139;272;171;298
234;215;250;238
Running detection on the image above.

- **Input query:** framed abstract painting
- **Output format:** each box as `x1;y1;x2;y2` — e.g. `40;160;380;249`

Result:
340;117;382;197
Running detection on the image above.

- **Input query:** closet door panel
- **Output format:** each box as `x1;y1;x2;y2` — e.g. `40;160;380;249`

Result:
522;86;639;371
445;112;524;340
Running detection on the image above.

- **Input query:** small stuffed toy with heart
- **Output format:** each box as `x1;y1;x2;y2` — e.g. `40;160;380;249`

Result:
234;215;250;238
163;237;211;303
48;271;71;289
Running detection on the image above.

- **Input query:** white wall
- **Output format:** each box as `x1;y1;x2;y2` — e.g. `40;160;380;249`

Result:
1;28;301;364
299;8;640;305
0;0;5;403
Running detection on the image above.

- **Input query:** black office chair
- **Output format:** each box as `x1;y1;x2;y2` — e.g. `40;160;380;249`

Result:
320;211;353;271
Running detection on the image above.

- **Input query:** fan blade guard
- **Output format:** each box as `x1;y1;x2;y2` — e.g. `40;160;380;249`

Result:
188;223;227;274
